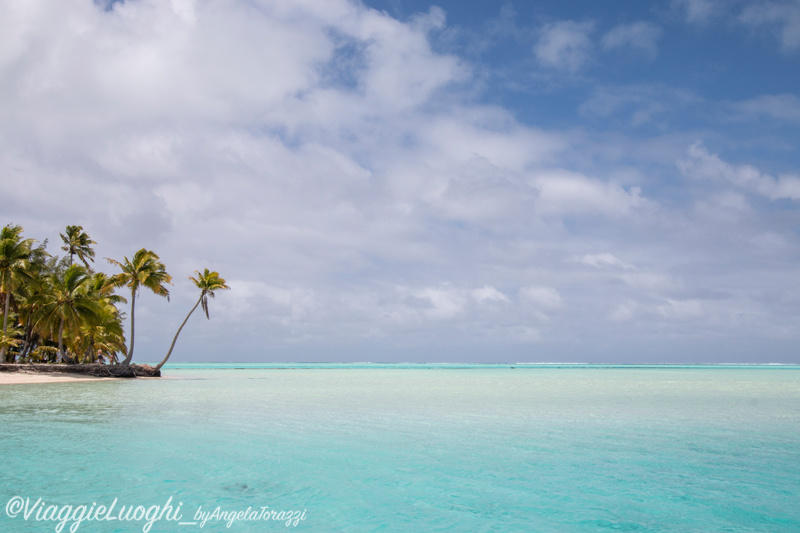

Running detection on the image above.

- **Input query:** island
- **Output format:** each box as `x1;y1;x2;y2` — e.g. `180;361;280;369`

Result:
0;223;228;380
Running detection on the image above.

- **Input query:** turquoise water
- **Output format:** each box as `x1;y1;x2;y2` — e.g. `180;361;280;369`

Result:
1;365;799;532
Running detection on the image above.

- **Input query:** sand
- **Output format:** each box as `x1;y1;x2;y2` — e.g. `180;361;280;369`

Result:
0;372;116;384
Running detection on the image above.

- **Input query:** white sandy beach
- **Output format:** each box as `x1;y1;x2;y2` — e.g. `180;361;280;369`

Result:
0;372;116;385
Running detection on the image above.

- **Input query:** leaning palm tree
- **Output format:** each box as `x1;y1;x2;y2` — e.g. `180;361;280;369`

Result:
30;265;103;364
0;224;34;362
107;249;172;367
155;269;229;370
60;225;96;269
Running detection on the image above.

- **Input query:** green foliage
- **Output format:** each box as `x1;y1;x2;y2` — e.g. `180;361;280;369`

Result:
190;268;231;319
2;223;227;368
26;346;59;364
0;224;35;361
30;265;104;363
0;224;128;364
0;323;23;351
60;225;97;269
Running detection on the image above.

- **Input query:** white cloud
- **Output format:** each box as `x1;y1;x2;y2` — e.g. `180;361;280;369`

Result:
672;0;721;24
1;1;799;362
224;281;317;321
619;272;680;293
155;181;214;218
609;301;637;321
672;0;800;53
407;286;467;320
693;191;754;224
657;298;705;321
533;170;645;218
520;286;563;310
679;142;800;200
394;285;511;323
740;1;800;52
96;131;183;177
417;113;562;170
601;22;663;58
577;253;636;270
579;84;699;126
734;93;800;122
471;286;510;304
534;20;594;71
352;7;467;112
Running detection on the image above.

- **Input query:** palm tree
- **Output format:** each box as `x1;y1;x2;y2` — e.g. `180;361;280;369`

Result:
73;303;127;363
30;265;103;364
107;249;172;367
76;272;127;363
85;316;127;364
0;224;34;362
14;241;52;362
155;269;229;370
60;225;96;269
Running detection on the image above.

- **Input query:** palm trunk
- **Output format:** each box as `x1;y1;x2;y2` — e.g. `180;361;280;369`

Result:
21;323;34;360
120;290;136;367
155;296;201;371
2;291;9;334
1;291;10;362
58;318;75;364
85;337;95;363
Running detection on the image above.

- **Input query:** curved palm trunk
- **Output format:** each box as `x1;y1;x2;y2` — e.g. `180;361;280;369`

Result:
120;291;136;367
155;296;202;371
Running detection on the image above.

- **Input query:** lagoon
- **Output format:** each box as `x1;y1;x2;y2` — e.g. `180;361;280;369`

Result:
1;364;799;532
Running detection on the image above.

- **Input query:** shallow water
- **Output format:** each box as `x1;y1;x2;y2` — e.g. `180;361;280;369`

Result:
1;365;799;532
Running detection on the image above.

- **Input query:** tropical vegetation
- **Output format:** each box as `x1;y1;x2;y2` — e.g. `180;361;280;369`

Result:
0;223;227;370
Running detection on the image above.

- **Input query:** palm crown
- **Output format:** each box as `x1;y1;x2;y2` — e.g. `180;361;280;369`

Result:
30;265;103;364
191;268;231;319
60;225;96;269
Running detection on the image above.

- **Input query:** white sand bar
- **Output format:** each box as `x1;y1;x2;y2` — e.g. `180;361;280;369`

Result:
0;372;116;385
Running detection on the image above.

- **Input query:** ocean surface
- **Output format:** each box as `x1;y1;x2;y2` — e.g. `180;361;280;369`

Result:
1;364;799;532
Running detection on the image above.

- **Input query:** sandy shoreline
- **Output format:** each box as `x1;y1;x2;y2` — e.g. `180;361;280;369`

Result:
0;372;118;385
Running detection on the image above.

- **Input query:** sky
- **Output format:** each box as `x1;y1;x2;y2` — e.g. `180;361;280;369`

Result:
1;0;799;363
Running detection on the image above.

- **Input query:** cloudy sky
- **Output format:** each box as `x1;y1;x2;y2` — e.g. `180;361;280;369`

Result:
2;0;799;363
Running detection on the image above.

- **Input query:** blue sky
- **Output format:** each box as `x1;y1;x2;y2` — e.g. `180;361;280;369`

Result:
1;0;799;363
